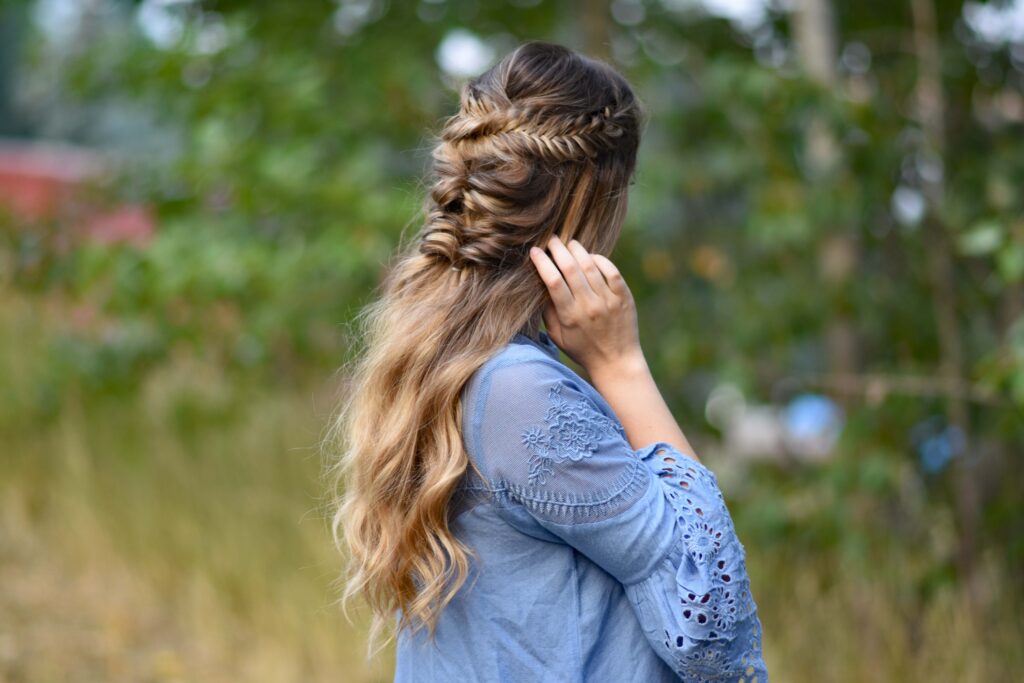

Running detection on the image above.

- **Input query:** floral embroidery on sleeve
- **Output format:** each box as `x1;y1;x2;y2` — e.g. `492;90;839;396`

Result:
520;383;626;486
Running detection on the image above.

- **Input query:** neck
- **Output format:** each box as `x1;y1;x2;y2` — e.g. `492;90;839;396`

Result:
517;310;543;341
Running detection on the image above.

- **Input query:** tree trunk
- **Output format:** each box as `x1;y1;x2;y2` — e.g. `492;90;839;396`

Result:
909;0;980;604
790;0;861;406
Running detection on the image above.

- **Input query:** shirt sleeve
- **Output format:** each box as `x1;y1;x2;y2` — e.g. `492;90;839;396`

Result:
468;357;768;682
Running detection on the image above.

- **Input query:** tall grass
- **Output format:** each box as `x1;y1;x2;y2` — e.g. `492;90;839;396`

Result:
0;293;393;682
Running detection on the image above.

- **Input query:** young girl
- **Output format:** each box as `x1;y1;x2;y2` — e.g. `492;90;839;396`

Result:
327;40;768;682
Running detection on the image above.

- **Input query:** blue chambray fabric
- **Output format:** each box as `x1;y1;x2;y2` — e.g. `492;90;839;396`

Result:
393;331;768;683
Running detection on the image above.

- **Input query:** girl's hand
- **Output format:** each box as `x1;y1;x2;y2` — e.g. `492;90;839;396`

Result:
528;236;646;378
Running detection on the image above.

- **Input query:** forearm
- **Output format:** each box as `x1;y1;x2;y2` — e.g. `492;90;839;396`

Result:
586;352;701;463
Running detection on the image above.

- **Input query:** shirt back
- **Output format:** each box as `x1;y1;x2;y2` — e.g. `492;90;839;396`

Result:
393;331;768;682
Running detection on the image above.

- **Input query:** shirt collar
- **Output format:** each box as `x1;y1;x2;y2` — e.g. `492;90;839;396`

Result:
513;330;560;361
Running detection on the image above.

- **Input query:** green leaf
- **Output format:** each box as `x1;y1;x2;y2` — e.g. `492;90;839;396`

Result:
957;220;1003;256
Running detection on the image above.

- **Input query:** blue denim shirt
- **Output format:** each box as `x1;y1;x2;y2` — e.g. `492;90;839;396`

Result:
394;331;768;682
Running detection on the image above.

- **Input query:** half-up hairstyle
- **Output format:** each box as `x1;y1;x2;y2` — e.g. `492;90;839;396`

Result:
324;40;647;657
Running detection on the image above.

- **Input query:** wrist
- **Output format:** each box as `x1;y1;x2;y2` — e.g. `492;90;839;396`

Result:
585;349;650;387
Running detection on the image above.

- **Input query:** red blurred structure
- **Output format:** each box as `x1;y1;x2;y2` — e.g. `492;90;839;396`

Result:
0;138;155;247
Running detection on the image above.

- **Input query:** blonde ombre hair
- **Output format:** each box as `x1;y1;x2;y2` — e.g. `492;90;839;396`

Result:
323;40;646;656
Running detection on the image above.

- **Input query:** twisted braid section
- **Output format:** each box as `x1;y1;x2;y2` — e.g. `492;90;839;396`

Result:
418;141;472;269
418;119;542;271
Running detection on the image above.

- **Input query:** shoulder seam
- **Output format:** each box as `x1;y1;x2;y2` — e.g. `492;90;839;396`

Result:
498;458;651;520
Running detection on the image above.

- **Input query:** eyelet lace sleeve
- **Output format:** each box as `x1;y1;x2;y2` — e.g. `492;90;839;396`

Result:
467;357;768;682
634;446;766;682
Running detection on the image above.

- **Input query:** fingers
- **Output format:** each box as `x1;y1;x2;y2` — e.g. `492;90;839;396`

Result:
566;239;614;300
592;254;631;300
546;236;599;302
531;236;630;327
529;246;575;312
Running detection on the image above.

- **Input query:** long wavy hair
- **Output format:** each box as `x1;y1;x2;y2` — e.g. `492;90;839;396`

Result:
323;40;646;657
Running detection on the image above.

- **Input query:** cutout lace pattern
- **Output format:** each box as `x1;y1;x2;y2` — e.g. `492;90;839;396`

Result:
645;447;766;681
